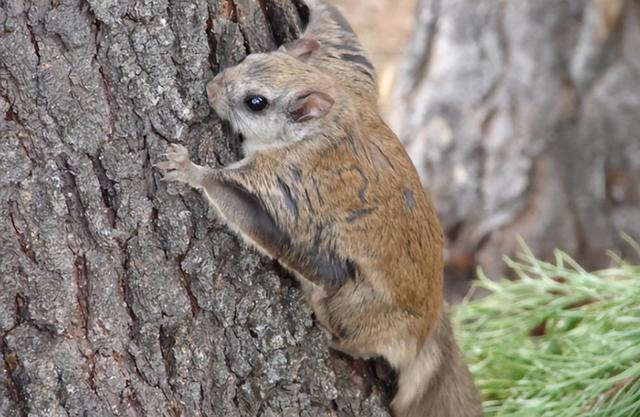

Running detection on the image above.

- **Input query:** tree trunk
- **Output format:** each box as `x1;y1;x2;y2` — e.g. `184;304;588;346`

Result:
391;0;640;298
0;1;391;415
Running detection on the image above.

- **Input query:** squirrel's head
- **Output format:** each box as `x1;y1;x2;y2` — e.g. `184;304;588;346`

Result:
207;45;346;154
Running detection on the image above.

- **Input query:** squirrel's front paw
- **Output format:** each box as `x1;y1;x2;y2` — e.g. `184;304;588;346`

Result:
156;144;199;185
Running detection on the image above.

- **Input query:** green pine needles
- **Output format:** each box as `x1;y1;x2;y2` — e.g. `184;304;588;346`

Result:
453;240;640;417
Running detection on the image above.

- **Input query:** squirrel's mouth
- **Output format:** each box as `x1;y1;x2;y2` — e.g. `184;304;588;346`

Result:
220;119;244;146
218;118;234;136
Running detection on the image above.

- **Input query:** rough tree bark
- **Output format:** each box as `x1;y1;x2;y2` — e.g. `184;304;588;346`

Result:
0;1;391;416
391;0;640;297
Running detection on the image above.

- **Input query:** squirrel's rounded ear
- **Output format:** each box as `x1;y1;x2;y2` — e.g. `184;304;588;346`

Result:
288;91;334;122
279;38;320;59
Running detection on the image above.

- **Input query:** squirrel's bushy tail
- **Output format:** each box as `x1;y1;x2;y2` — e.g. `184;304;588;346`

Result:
393;314;483;417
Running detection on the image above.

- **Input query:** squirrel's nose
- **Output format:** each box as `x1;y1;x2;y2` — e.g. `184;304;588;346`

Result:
206;78;223;108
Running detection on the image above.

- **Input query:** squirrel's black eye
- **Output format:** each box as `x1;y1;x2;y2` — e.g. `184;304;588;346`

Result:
244;95;269;112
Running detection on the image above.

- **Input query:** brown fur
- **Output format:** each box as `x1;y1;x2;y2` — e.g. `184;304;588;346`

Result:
288;0;379;102
158;1;482;416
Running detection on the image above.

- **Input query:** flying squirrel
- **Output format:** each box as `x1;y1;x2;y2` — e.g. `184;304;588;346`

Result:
157;1;482;416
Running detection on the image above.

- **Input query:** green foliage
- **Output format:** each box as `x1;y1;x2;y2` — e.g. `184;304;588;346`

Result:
453;242;640;417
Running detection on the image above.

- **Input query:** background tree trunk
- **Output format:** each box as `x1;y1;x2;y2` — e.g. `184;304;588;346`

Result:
391;0;640;299
0;1;391;415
